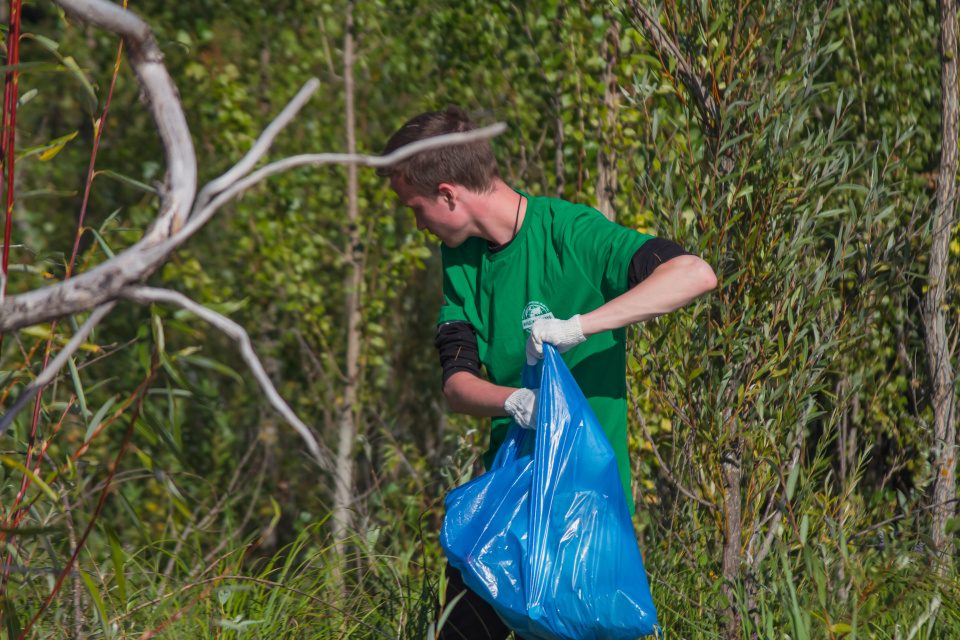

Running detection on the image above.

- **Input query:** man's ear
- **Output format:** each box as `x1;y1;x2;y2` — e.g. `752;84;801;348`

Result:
437;183;458;209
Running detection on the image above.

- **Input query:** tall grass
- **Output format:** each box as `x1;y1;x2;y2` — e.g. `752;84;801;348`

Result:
3;1;959;638
4;505;440;639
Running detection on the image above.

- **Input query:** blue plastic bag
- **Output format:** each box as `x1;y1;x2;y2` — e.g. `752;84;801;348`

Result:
441;344;658;640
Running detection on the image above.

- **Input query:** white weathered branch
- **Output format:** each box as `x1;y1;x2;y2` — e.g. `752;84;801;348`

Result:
192;78;321;215
175;123;509;246
0;302;115;436
0;121;508;335
0;0;506;468
0;113;505;333
58;0;197;242
120;286;333;472
0;0;196;333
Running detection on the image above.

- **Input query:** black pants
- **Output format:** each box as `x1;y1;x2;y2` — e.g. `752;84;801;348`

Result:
437;565;528;640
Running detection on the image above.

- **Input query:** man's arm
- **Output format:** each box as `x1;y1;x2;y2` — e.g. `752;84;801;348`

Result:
437;248;716;415
435;322;527;422
579;255;716;337
443;372;515;416
527;253;716;361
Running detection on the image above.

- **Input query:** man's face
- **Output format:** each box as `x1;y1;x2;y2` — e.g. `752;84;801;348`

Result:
390;175;466;246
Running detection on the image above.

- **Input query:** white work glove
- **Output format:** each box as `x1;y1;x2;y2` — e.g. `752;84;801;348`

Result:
525;315;586;365
504;388;539;429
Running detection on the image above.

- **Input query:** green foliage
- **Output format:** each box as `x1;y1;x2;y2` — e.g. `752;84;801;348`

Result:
0;0;956;637
625;0;958;636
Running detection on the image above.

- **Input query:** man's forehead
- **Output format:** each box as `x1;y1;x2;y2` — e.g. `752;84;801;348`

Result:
389;175;416;202
391;176;436;207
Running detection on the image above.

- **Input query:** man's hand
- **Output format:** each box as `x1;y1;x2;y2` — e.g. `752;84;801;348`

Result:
525;315;586;365
504;387;539;429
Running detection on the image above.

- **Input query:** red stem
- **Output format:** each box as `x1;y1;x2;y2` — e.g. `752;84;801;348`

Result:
16;365;158;640
0;0;22;349
0;2;129;617
8;4;128;514
68;36;124;275
2;2;19;273
0;0;23;612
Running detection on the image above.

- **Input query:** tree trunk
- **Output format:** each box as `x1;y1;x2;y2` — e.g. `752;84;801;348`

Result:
849;389;859;489
258;40;271;116
595;11;620;222
721;436;743;635
553;1;566;199
332;0;362;556
924;0;959;557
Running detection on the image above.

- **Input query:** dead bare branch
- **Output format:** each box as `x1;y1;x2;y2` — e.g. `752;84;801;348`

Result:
0;120;506;334
193;78;320;214
0;302;115;436
57;0;197;243
120;286;333;472
0;0;194;333
0;0;506;481
176;123;509;248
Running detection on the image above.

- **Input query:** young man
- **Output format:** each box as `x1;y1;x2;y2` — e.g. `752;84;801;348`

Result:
379;106;716;640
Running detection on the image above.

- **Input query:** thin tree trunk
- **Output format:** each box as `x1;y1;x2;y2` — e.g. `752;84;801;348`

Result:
553;1;566;199
839;379;848;485
721;436;743;636
924;0;959;557
332;0;362;557
554;82;565;198
849;389;859;486
596;11;620;221
63;495;84;639
258;39;271;116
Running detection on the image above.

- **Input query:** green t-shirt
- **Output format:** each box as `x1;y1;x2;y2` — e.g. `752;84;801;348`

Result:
437;194;651;514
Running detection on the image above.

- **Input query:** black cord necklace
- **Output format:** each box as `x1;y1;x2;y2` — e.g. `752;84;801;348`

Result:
511;193;523;241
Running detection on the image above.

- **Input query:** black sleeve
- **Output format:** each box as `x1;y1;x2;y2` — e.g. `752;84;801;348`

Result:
434;321;481;387
627;237;693;289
